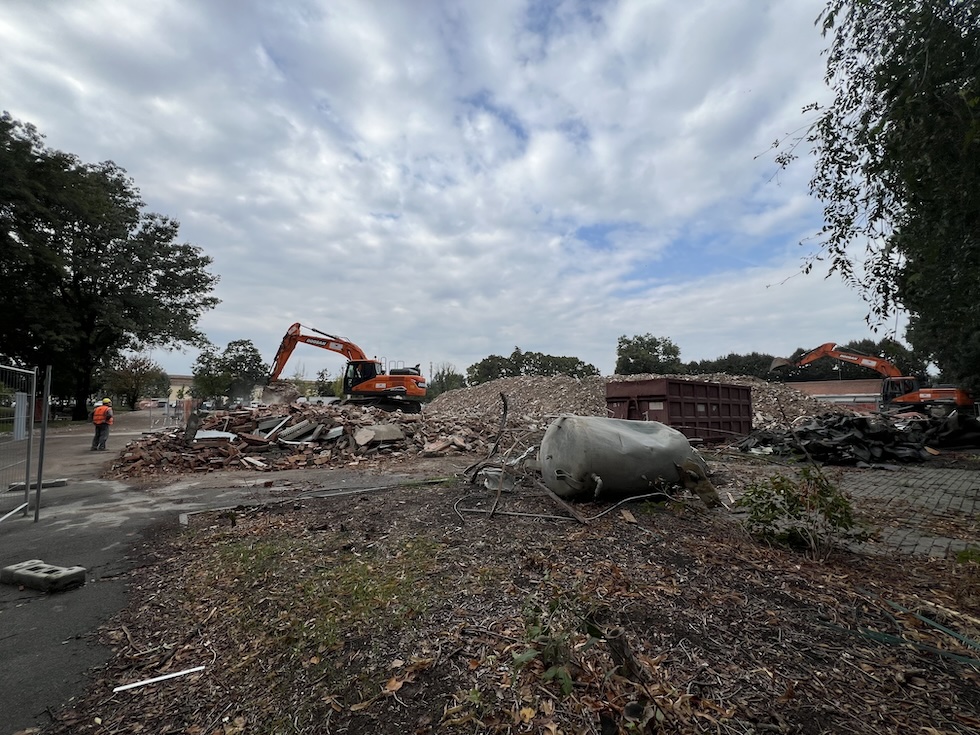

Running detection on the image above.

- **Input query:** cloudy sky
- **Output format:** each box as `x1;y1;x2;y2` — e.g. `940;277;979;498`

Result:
1;0;895;380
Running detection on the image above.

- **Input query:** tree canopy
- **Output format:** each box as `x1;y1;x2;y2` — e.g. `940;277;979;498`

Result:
192;340;269;404
0;113;219;417
793;1;980;390
427;363;467;399
686;352;775;379
466;347;599;385
614;334;683;375
102;355;171;410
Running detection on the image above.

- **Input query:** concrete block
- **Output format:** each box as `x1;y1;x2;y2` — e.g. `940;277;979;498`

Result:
0;559;86;592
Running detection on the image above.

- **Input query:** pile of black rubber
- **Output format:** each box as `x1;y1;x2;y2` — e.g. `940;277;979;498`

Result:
732;412;980;465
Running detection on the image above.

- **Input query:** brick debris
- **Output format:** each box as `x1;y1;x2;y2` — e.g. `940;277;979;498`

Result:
110;375;843;478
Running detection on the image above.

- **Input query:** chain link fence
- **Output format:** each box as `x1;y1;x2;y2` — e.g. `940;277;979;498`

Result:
0;365;37;523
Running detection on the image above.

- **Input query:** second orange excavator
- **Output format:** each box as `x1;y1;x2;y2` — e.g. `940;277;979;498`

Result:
770;342;975;416
266;323;426;412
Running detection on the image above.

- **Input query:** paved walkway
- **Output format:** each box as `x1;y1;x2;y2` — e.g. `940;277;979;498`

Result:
843;466;980;558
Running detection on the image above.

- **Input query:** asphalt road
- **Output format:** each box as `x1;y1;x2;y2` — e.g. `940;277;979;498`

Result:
0;412;402;735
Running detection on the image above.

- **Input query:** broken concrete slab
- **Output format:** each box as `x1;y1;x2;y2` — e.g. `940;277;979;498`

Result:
354;424;406;446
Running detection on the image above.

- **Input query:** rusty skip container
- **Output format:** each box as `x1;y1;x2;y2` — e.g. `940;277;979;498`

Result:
605;378;752;442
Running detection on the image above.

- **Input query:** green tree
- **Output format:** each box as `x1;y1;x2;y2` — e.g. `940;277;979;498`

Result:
614;334;683;375
191;348;229;403
686;352;775;378
427;363;467;399
313;368;336;397
223;340;269;401
780;2;980;390
466;348;600;385
0;113;219;418
466;351;521;385
522;351;600;379
103;355;170;410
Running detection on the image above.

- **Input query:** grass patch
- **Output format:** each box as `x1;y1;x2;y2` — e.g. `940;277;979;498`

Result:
956;546;980;564
179;528;447;727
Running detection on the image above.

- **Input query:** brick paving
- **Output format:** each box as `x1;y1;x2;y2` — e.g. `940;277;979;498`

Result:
843;466;980;558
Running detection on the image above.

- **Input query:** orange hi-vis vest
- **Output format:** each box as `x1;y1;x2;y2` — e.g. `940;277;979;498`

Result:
93;405;113;425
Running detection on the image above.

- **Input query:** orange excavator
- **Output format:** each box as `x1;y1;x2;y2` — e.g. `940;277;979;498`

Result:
770;342;975;416
267;323;426;412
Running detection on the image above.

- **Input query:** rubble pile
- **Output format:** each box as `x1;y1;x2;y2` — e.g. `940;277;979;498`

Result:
426;375;608;422
112;375;847;478
111;403;495;479
734;413;931;464
428;373;848;431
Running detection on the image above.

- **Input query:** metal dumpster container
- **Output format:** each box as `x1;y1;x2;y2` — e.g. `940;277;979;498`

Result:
605;378;752;441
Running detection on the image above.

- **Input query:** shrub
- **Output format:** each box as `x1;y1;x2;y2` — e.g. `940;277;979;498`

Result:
737;467;866;560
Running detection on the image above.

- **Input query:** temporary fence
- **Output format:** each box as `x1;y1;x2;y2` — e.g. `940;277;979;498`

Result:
0;365;37;524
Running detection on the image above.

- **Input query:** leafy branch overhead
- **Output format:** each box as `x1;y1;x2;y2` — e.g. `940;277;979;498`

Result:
776;1;980;391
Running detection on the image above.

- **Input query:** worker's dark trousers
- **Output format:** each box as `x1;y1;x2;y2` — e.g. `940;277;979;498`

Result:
91;423;110;451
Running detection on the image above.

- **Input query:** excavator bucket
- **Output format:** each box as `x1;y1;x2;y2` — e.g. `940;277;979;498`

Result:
769;356;794;372
262;380;300;405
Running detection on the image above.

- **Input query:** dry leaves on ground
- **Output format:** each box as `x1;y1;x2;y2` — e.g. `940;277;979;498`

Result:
44;477;980;735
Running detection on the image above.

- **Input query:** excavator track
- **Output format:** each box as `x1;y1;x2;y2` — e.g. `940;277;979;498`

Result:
342;397;423;414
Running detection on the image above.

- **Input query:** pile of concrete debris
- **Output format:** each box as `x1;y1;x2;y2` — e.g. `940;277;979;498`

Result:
734;413;929;464
111;403;495;478
111;374;842;478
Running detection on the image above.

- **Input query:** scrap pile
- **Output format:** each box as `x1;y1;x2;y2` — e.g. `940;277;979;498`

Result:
733;413;932;464
734;408;980;464
111;375;845;478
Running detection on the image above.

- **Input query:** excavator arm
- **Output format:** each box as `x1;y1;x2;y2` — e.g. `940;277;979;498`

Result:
770;342;903;378
268;322;370;382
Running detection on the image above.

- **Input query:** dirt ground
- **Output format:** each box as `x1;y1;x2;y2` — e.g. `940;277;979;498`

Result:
26;407;980;735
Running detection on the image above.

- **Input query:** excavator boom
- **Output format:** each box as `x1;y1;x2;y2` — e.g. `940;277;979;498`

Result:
269;323;369;382
770;342;903;378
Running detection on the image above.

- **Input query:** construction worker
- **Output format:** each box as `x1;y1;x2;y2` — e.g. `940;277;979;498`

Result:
91;398;114;451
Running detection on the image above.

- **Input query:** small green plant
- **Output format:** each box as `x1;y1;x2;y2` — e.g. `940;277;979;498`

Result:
511;593;609;699
513;597;579;696
956;547;980;564
737;467;866;559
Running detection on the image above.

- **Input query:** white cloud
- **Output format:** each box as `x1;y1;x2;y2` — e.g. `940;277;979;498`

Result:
2;0;891;384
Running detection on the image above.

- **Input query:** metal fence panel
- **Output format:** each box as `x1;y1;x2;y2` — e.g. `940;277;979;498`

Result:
0;365;36;521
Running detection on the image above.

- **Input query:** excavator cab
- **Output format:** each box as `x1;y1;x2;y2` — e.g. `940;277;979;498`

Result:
880;377;920;411
343;360;380;393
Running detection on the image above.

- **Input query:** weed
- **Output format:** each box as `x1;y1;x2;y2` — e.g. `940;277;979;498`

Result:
956;547;980;564
188;531;445;724
737;467;868;560
512;593;607;698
